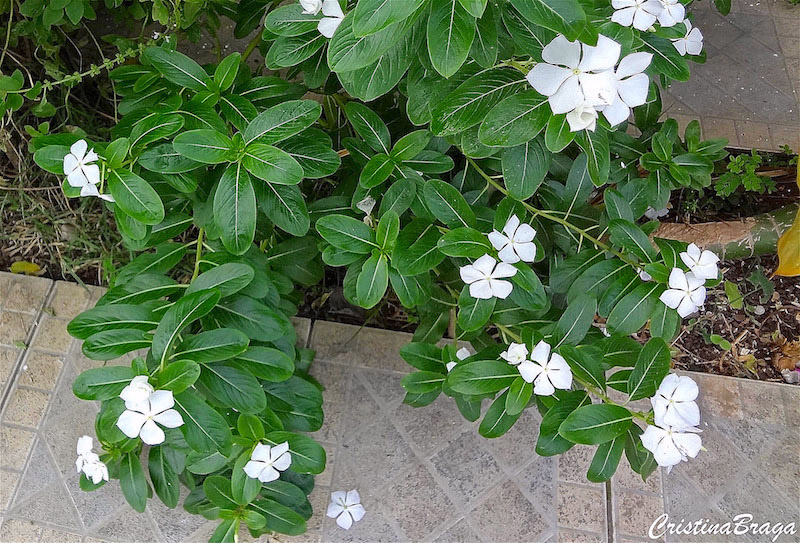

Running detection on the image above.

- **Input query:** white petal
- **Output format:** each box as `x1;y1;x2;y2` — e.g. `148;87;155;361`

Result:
632;8;658;30
686;30;704;55
70;139;88;160
473;254;497;275
244;460;265;479
549;75;583;114
153;408;184;429
488;231;510;251
533;374;556;396
498;244;520;264
640;425;667;453
547;365;573;390
503;215;521;238
272;451;292;471
349;503;366;522
327;502;345;518
602;97;630;126
526;64;574;97
258;466;280;483
492;262;518;279
513;223;535;243
611;7;636;27
318;17;342;38
82;164;100;185
666;400;700;428
514;242;536;262
116;410;147;438
612;0;637;7
98;193;116;202
567;104;598;132
271;441;291;460
139;419;166;445
63;154;79;175
530;340;551;364
617;74;650;107
336;511;354;530
148;389;175;415
676;297;698;318
67;169;88;188
668;268;689;291
330;490;347;505
77;435;94;455
698;249;719;266
252;443;271;462
659;289;684;310
672;375;699;401
456;347;471;360
653;436;684;466
84;149;99;164
579;71;617;106
489;279;513;299
321;0;344;17
652;397;669;426
81;183;100;197
345;489;361;506
460;264;484;285
469;279;493;299
616;52;653;79
673;38;688;56
518;360;544;384
672;431;702;458
542;35;582;67
685;272;704;291
578;35;621;72
688;286;706;307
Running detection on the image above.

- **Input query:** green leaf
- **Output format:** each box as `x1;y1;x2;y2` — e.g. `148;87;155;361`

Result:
400;343;444;372
567;259;629;305
264;431;326;474
107;169;165;225
505;377;532;416
204;475;239;509
73;366;134;400
649;301;679;341
234;347;294;382
173;129;234;164
559;345;605;391
536;390;590;455
447;360;519;395
344;102;391;154
480;390;523;437
151;289;221;367
431;67;526;136
242;144;304;185
186;263;255;298
437;227;492;257
140;143;201;174
641;34;690;82
213;296;292;342
265;4;321;36
353;0;424;36
256;182;310;236
214;52;241;92
316;214;377;253
327;14;409;72
627;337;670;401
149;446;180;508
277;129;341;179
479;90;549;147
360;153;395;188
174;392;233;455
458;286;496;332
427;0;476;77
232;452;261;505
423;179;476;228
155;359;201;393
214;163;256;255
391;131;431;162
120;453;149;512
129;113;184;152
402;371;446;394
392;219;446;275
587;435;625;482
209;520;237;543
544;113;576;152
609;219;659;263
176;328;250;363
502;138;550;200
559;404;633;445
82;329;152;360
606;282;662;336
575;128;610;186
68;304;157;340
143;46;211;91
376;210;400;250
355;253;389;309
243;100;321;145
267;32;327;68
251;499;307;536
509;0;586;40
553;294;597;347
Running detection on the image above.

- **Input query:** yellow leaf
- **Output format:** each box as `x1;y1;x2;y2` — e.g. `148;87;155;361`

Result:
9;261;43;276
776;205;800;277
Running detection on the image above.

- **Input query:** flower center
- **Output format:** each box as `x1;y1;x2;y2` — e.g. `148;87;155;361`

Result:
572;68;581;75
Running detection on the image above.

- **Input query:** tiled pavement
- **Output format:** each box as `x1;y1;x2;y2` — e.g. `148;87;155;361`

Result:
663;0;800;151
0;272;797;543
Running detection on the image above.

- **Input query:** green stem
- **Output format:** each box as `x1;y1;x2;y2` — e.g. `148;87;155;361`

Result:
191;228;204;281
466;156;639;268
242;32;262;63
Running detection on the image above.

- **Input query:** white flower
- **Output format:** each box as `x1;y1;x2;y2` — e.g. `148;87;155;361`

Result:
447;347;471;372
116;389;184;445
500;342;529;365
318;0;344;38
63;140;100;195
488;215;537;264
300;0;323;15
75;435;108;484
657;0;685;27
679;243;719;280
356;195;376;215
518;340;573;396
526;35;621;115
659;268;706;318
459;254;517;300
611;0;663;30
119;375;154;411
566;102;599;132
672;19;704;55
638;268;652;281
597;52;653;126
327;490;366;530
651;374;700;429
640;424;702;470
644;206;669;220
244;442;292;483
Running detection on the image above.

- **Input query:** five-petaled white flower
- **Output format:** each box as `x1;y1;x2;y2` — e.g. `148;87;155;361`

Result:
640;424;702;470
244;442;292;483
327;489;366;530
459;254;517;300
62;140;114;201
679;243;719;280
518;340;573;396
659;268;706;318
116;389;184;445
566;102;599;132
75;435;109;484
488;215;537;264
300;0;323;15
652;374;700;429
500;342;529;365
120;375;154;411
318;0;344;38
672;19;704;55
611;0;663;30
447;347;471;372
598;52;653;126
657;0;685;27
526;35;621;115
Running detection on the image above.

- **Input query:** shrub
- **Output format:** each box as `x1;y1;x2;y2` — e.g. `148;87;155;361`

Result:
22;0;733;539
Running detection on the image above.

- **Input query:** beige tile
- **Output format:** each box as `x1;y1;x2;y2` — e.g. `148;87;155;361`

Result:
0;425;36;470
693;373;743;420
2;388;50;428
48;282;91;320
557;530;606;542
700;117;738;143
558;445;596;485
0;312;35;349
615;491;666;539
613;457;663;495
2;276;51;314
0;348;18;387
738;380;785;424
0;517;41;542
311;320;412;373
39;528;83;543
769;124;800;151
292;317;312;348
470;480;551;542
779;35;800;58
734;120;773;149
557;483;606;532
16;351;63;391
381;464;456;541
774;15;800;37
0;470;20;510
31;317;74;354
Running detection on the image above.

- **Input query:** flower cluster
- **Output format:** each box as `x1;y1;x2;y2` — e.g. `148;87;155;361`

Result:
641;374;703;470
526;35;653;131
611;0;703;56
116;376;184;446
75;435;109;484
501;341;573;395
659;244;719;318
62;140;114;202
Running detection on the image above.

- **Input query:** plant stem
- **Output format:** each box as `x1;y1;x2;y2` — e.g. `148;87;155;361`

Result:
466;156;639;268
191;228;204;281
242;32;262;63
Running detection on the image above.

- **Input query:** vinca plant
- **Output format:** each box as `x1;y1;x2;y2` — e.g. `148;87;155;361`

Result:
27;0;733;539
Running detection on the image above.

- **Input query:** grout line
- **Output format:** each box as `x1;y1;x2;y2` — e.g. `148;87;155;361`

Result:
606;479;615;543
0;280;56;415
